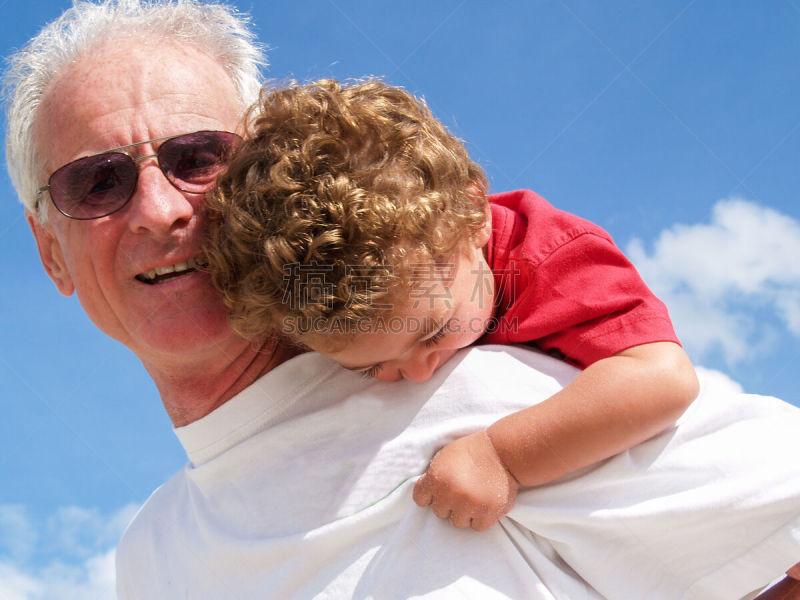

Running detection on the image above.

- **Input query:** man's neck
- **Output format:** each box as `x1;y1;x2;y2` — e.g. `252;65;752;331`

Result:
145;336;302;427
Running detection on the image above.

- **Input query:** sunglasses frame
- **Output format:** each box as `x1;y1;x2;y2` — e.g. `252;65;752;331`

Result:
35;130;241;220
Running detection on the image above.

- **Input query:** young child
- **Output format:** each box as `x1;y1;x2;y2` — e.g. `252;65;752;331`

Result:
204;79;699;531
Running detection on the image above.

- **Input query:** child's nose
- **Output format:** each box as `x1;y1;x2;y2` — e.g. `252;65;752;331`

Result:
374;369;403;382
399;352;439;382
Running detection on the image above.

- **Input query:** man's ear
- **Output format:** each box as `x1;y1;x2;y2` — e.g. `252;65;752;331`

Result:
26;211;75;296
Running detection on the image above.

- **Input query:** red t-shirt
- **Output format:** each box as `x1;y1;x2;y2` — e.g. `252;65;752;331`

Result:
480;189;679;368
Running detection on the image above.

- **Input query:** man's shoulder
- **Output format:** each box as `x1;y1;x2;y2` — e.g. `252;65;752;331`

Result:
116;466;190;568
440;345;578;403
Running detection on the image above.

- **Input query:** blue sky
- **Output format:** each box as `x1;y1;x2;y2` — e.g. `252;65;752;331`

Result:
2;1;799;597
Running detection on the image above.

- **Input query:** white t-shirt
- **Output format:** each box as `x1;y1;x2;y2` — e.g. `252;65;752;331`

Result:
116;346;800;599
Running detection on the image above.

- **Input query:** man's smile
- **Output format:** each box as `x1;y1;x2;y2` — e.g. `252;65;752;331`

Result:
135;257;208;284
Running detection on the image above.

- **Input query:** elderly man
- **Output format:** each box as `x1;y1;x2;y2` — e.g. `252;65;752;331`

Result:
5;1;799;599
6;0;292;428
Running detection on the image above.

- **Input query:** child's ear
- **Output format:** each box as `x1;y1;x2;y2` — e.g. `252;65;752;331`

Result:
466;183;491;249
476;199;492;247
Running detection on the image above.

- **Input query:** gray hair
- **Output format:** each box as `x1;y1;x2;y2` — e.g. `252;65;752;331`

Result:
3;0;266;221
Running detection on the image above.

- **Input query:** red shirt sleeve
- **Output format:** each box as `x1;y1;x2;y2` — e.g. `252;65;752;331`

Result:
481;190;680;368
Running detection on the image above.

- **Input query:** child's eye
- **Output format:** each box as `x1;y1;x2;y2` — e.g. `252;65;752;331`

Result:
361;363;384;379
422;327;446;348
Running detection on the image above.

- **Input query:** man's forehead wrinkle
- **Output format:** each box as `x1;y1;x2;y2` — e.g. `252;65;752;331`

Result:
35;46;239;173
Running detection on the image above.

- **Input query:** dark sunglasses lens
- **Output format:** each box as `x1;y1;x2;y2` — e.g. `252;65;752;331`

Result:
158;131;240;193
49;153;137;219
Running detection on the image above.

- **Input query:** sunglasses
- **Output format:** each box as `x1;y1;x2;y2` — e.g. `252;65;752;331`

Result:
35;130;241;220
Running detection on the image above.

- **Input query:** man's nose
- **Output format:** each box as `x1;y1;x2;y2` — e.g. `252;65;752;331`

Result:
126;161;195;236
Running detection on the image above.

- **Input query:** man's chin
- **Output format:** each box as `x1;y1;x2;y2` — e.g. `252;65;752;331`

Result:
118;307;241;365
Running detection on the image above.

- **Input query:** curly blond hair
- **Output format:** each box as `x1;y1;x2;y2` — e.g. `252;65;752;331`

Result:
204;78;488;343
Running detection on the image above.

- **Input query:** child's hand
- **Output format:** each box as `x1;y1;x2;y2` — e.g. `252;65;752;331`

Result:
413;430;519;531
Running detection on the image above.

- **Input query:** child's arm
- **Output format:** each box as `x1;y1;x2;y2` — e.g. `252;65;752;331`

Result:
413;341;699;530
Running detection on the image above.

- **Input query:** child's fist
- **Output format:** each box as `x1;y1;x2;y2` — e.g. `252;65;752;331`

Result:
413;430;519;531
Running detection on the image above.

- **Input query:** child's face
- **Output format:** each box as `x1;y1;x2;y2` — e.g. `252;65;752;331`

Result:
321;240;495;382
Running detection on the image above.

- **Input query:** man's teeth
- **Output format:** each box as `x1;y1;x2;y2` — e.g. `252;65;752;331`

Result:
138;258;208;283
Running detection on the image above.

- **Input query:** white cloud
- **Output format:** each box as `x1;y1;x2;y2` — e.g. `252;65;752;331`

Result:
694;366;744;394
627;198;800;364
0;505;38;563
45;505;138;561
0;549;115;600
0;563;40;600
0;503;137;600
